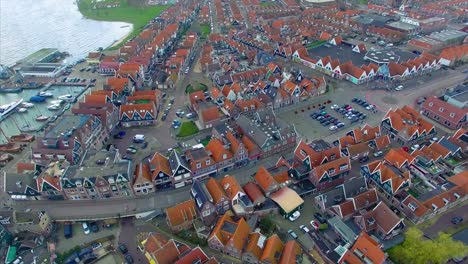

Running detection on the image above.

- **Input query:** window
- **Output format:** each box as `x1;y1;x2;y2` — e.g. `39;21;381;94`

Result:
63;141;69;147
328;168;336;175
439;107;444;112
222;154;227;160
449;113;455;118
300;149;307;157
339;164;349;171
196;162;201;169
428;102;434;107
206;159;210;165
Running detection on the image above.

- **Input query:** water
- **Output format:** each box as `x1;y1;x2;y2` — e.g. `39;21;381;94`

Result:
0;0;133;66
0;85;89;143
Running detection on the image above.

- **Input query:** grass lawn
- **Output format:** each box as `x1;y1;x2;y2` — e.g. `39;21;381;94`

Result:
307;40;327;49
177;121;199;137
407;188;419;198
134;99;150;104
186;82;208;94
199;24;211;38
200;138;211;146
260;2;277;7
359;0;368;4
445;157;459;166
77;0;171;49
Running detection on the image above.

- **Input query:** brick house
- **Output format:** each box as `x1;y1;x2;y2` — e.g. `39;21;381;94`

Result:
205;138;234;173
185;147;217;180
190;180;217;225
132;163;155;196
168;150;192;189
119;103;157;127
421;96;467;130
254;166;279;196
220;175;253;215
226;132;249;168
150;152;173;190
309;156;351;192
208;214;251;258
354;201;405;240
205;178;230;214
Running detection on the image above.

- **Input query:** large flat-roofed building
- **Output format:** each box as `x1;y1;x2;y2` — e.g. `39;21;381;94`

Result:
407;37;444;53
386;21;418;34
13;48;68;77
19;63;67;78
400;17;448;33
444;85;468;109
428;30;468;46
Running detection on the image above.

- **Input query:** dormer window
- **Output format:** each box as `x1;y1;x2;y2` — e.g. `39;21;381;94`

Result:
439;107;444;112
222;154;227;160
206;160;210;165
449;113;455;118
429;102;434;107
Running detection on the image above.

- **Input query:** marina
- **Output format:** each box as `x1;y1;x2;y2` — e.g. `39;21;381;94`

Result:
0;83;91;143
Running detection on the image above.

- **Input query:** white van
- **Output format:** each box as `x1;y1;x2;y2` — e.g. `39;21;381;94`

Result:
133;134;145;143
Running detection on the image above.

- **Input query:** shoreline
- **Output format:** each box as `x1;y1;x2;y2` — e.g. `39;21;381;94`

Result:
108;26;134;49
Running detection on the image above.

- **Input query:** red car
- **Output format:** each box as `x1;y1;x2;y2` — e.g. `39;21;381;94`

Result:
324;114;330;118
310;220;320;230
345;105;353;110
402;146;409;152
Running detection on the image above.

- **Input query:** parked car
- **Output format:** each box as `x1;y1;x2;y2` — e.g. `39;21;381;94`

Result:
314;213;327;224
337;122;345;128
161;114;167;121
113;131;126;139
142;141;148;149
82;222;90;235
373;151;383;157
125;254;134;264
329;125;337;131
288;211;301;221
133;134;145;143
451;217;463;225
126;146;137;154
310;220;320;230
90;221;99;233
64;223;73;238
288;230;298;239
186;112;195;119
299;225;310;233
330;104;339;109
91;242;102;250
395;85;404;91
359;156;370;163
319;105;326;110
118;243;128;254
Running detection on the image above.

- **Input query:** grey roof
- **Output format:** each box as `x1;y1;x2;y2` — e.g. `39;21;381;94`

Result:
191;180;213;210
221;221;237;233
328;216;358;244
428;30;468;43
44;115;92;140
318;186;346;209
187;147;209;160
342;176;367;198
5;172;40;196
387;21;418;31
62;149;131;182
445;84;468;103
309;45;368;67
439;138;461;153
168;150;189;174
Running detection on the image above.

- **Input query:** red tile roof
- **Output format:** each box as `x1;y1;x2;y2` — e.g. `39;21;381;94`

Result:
279;240;302;264
208;214;251;251
243;182;265;205
201;106;221;123
254;166;277;192
260;234;284;264
339;232;385;264
220;175;244;200
206;138;233;163
422;96;467;124
166;199;197;227
205;178;227;204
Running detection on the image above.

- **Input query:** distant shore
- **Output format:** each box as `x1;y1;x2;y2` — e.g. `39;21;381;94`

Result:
76;0;171;50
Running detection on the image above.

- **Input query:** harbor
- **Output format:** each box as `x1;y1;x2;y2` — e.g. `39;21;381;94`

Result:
0;83;92;144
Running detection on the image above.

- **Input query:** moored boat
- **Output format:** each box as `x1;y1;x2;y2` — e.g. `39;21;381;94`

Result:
38;91;53;97
0;99;24;121
36;115;49;122
9;133;35;142
0;153;14;165
47;104;61;110
0;142;22;153
21;102;34;108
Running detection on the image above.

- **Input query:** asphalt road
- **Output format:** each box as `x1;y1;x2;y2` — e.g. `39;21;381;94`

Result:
424;203;468;239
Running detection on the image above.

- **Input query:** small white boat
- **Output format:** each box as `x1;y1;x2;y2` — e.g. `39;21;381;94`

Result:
50;100;64;105
18;108;28;113
38;91;53;97
21;102;34;108
58;94;73;100
36;115;49;122
48;104;61;110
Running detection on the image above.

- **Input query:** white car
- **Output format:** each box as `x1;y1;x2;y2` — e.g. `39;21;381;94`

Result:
373;151;383;157
82;222;90;235
410;144;420;151
299;225;310;233
329;125;337;131
430;137;438;143
288;211;301;222
395;85;404;91
330;104;339;109
366;105;374;110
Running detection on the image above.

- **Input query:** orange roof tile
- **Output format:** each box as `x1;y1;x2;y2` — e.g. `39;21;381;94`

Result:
401;194;429;217
346;232;385;264
260;234;284;264
166;199;197;227
220;175;243;200
244;232;264;260
254;166;277;192
279;240;302;264
209;214;251;251
205;178;227;203
201;106;221;122
206;138;233;162
150;152;172;179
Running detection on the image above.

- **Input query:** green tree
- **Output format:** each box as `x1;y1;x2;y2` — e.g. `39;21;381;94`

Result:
389;227;468;264
259;216;275;235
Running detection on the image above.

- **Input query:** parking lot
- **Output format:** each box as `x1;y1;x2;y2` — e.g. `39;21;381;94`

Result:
55;221;120;253
277;93;386;143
